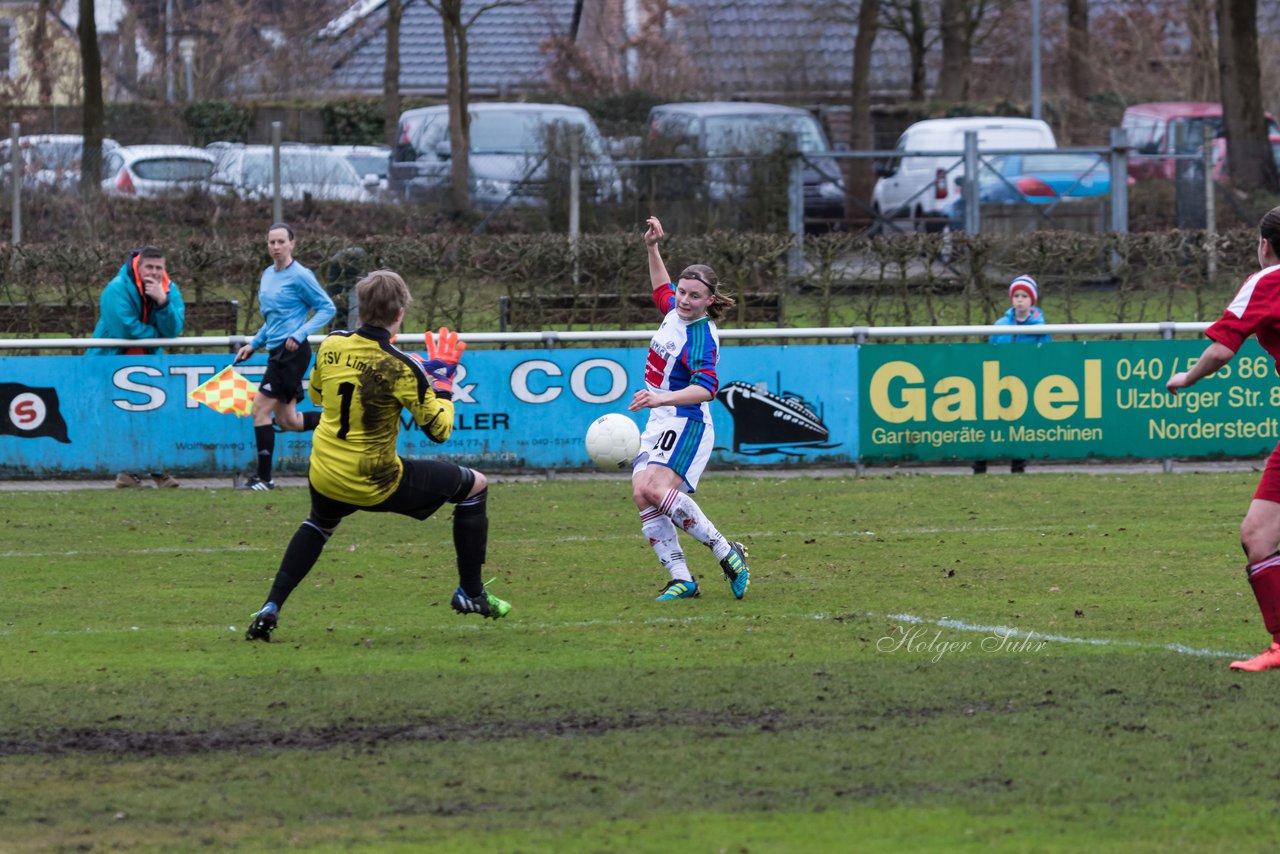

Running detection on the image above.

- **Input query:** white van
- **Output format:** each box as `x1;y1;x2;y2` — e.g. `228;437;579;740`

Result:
871;117;1057;230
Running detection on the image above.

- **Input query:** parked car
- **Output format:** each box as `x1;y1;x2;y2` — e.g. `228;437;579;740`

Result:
208;143;380;202
1206;134;1280;182
336;143;391;186
643;101;846;229
0;134;120;191
1122;101;1280;182
389;102;621;208
872;117;1057;231
392;107;438;164
943;151;1113;231
101;145;215;197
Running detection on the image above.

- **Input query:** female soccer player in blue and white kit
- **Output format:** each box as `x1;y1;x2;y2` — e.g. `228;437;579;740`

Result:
629;215;751;601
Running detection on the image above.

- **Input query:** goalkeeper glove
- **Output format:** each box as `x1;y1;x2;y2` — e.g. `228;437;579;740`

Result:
419;326;466;395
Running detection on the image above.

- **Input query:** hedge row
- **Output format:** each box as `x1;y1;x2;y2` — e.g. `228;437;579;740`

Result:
0;222;1255;337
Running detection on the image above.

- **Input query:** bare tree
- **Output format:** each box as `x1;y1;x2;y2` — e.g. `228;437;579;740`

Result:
32;0;54;104
421;0;528;214
154;1;347;100
384;0;403;147
78;0;104;196
1187;0;1217;101
1064;0;1089;143
881;0;936;102
937;0;969;102
849;0;880;210
1217;0;1279;192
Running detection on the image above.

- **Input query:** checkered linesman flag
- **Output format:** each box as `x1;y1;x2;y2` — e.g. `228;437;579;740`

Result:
189;366;257;416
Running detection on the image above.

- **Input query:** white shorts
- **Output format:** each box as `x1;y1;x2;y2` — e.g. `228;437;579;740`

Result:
633;410;715;493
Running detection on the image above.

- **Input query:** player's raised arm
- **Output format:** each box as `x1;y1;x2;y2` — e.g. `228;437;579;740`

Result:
645;216;672;290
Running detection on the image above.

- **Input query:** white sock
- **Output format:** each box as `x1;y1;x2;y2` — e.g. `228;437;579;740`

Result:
640;506;692;582
660;489;731;561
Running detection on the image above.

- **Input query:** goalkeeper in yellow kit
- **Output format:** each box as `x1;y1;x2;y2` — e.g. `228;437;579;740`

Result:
245;270;510;641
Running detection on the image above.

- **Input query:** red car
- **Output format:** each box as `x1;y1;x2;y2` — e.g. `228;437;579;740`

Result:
1121;102;1280;181
1210;135;1280;182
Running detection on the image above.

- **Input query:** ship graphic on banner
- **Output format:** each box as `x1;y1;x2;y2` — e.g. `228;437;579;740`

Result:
716;379;839;456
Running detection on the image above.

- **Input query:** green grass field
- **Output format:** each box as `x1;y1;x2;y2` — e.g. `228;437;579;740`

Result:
2;471;1276;853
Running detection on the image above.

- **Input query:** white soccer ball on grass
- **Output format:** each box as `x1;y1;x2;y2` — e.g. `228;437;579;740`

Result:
585;413;641;471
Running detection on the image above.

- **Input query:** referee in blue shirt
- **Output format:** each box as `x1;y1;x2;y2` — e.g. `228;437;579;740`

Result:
234;223;336;491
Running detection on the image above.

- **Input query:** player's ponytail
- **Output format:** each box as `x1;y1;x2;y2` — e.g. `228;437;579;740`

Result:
707;289;737;322
1261;206;1280;259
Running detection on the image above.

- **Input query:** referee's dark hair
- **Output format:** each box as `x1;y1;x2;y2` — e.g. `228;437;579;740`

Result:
268;222;295;240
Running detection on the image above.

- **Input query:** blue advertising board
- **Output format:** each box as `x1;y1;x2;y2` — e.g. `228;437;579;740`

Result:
0;345;858;476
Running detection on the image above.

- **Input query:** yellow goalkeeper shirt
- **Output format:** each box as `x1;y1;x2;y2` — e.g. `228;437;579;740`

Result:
307;325;454;505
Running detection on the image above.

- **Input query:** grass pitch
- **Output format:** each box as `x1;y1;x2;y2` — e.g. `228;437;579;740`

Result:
1;471;1275;852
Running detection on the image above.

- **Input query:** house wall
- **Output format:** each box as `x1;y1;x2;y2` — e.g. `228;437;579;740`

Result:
0;7;82;106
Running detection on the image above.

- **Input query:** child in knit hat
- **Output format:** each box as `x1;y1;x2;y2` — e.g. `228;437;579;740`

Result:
975;275;1051;474
990;275;1051;344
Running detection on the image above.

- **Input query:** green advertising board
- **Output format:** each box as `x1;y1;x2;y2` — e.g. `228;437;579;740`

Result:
858;340;1280;462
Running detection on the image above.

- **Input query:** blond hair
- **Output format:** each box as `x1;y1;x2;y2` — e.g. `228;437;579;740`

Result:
355;270;412;328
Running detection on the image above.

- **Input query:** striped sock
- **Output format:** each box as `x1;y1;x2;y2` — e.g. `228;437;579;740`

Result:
640;506;691;582
660;489;731;561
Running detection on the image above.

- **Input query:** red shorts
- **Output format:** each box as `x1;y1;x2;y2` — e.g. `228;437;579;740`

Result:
1255;443;1280;503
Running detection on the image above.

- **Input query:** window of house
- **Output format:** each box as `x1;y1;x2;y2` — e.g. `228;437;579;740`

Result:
0;20;15;79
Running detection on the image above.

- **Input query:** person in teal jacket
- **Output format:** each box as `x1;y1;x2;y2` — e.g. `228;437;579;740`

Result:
87;246;185;488
86;246;185;356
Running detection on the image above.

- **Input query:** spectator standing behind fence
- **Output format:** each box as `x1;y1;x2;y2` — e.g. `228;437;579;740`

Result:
86;246;185;489
233;223;335;492
973;275;1050;475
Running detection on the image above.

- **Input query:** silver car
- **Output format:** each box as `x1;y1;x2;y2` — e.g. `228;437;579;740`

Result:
389;103;621;208
208;143;380;202
101;145;215;197
0;134;121;191
336;144;391;184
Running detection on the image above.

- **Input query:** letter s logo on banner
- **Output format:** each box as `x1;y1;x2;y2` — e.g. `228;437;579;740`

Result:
1;383;71;443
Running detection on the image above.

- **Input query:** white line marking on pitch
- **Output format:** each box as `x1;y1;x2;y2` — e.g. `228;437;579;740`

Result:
0;545;270;559
3;610;1252;661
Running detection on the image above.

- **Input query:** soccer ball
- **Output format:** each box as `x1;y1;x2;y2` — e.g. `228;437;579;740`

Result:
585;413;641;471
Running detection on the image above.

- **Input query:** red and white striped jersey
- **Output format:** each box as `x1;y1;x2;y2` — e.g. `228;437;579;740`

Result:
644;283;721;422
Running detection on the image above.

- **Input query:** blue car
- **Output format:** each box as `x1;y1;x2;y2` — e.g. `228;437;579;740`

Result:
945;152;1111;230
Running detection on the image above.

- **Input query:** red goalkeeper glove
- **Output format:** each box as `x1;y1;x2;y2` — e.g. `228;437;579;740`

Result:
420;326;466;394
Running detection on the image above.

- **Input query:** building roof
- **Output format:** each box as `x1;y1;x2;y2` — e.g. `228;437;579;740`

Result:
667;0;891;99
319;0;1280;101
318;0;911;98
324;0;573;97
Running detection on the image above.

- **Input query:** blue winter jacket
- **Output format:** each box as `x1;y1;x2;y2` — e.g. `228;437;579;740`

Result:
86;253;186;355
990;306;1050;344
